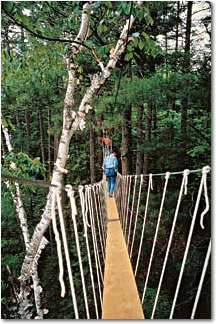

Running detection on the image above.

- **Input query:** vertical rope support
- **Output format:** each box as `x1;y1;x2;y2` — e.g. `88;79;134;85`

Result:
118;174;123;222
96;184;106;249
88;186;103;299
191;239;211;319
169;166;210;319
79;186;99;319
118;175;124;225
98;182;107;243
92;185;105;261
65;185;90;319
122;175;129;233
142;172;170;304
120;176;126;227
130;175;143;259
151;170;189;318
134;174;153;276
50;190;66;297
86;185;102;311
89;185;103;286
55;188;79;319
124;175;132;238
127;175;138;249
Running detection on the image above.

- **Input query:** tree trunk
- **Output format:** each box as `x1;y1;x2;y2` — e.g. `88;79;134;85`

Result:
25;108;31;152
181;1;193;155
2;123;46;319
121;104;132;175
143;103;151;176
47;107;52;178
19;4;136;302
38;110;46;166
136;104;144;175
54;134;60;163
89;111;96;184
15;110;24;152
175;1;180;52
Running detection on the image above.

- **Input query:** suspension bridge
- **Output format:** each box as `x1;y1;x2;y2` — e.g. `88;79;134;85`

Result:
48;165;211;319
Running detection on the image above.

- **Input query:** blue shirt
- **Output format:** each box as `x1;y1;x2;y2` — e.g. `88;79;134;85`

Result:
102;154;118;170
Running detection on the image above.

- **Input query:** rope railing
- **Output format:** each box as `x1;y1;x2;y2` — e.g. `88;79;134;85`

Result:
50;178;107;319
115;166;211;319
3;165;210;319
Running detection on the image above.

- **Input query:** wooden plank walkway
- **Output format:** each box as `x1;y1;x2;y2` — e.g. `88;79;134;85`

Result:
102;196;144;319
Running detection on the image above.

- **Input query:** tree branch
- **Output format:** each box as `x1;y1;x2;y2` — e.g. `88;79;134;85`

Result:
2;7;92;52
188;122;211;145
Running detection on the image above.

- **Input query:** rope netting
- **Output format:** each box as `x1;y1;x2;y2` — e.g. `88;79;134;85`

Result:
114;166;211;319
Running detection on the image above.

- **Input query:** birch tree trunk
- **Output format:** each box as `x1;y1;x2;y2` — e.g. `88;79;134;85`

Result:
19;4;136;307
2;123;47;319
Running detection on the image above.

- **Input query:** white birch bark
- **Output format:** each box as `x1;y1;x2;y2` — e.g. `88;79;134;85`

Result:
2;123;48;319
19;3;136;300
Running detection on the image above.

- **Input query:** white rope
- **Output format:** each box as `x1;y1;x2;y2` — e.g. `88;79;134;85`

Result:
130;175;143;259
119;176;124;225
191;239;211;319
124;175;132;238
127;175;138;248
114;173;121;214
55;187;79;319
151;169;190;318
200;166;210;229
96;183;106;245
142;172;170;304
51;190;66;298
169;167;210;319
65;185;90;319
120;177;126;227
90;187;104;284
78;186;99;319
87;185;103;306
92;185;105;261
122;176;129;233
135;173;153;276
122;176;128;226
84;188;91;229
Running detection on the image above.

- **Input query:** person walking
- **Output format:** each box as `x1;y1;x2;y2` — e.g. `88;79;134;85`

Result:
102;149;118;197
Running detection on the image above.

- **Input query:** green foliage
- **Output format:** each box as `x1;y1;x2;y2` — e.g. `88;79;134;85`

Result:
1;0;211;319
144;288;171;319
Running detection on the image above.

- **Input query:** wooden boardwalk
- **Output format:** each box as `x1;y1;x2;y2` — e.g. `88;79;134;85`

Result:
102;196;144;319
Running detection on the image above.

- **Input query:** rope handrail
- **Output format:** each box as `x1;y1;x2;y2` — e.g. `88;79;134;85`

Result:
3;165;211;319
115;165;211;319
